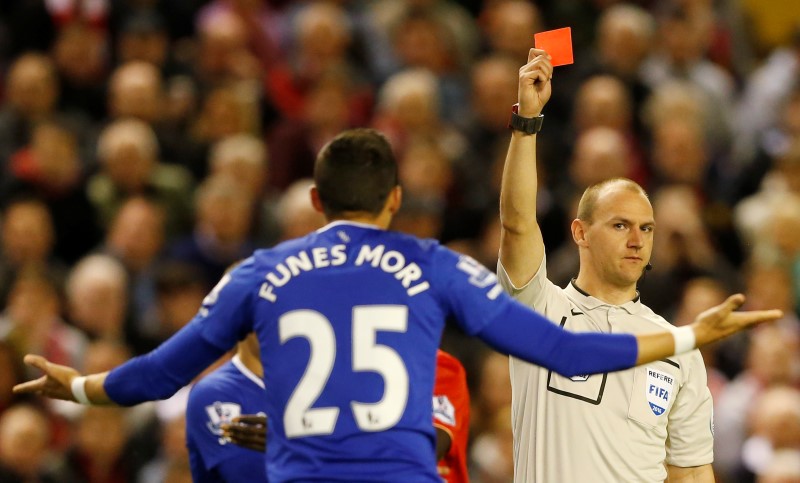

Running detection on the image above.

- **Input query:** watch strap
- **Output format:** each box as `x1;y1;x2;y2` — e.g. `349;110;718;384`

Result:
508;103;544;135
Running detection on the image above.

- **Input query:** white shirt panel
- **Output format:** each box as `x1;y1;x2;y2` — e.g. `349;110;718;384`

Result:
497;257;713;483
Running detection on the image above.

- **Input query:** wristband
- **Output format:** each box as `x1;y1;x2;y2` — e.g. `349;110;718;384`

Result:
71;376;91;405
672;326;696;356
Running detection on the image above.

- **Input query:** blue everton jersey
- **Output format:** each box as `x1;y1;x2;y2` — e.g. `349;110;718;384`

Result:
106;219;640;479
186;356;268;482
195;221;505;482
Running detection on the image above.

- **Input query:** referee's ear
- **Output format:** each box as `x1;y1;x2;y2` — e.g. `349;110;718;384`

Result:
572;218;588;247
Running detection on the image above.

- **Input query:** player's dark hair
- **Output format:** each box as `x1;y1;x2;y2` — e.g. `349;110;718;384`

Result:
314;128;399;218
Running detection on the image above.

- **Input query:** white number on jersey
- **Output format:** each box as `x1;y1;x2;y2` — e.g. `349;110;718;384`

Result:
279;305;410;438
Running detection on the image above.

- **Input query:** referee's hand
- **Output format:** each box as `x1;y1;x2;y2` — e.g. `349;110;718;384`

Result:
223;414;267;452
13;354;80;402
692;294;783;346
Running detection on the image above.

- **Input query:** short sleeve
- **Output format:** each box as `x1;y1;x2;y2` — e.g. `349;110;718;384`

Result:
665;351;714;467
497;255;554;312
432;353;470;438
186;379;244;471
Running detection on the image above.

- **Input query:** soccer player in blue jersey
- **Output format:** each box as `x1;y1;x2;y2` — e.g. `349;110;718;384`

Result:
15;127;781;481
186;333;267;482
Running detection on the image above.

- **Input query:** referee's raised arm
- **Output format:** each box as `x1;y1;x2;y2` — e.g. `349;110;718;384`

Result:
499;48;552;288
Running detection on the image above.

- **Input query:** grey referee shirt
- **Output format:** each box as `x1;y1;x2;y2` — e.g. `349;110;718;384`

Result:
498;257;713;483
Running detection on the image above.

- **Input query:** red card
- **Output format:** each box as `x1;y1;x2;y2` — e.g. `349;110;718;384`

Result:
534;27;573;67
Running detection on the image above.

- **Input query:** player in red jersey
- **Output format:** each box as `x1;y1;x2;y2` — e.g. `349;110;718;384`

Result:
433;350;470;483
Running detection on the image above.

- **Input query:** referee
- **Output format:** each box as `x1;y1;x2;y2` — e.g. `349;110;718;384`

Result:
499;48;717;482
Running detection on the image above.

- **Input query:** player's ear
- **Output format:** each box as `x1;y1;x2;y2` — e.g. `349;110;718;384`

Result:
572;218;588;247
387;185;402;215
310;186;324;213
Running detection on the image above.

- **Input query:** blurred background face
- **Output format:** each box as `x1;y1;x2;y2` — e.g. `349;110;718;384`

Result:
0;406;50;478
199;12;247;80
198;89;249;141
597;8;653;76
660;11;710;66
394;89;437;132
53;23;107;83
393;16;452;72
197;178;254;243
7;274;59;328
471;57;519;130
103;139;155;192
296;2;351;62
482;0;542;63
117;15;169;67
109;63;163;122
399;142;452;199
68;261;128;338
304;79;350;133
31;123;81;189
746;266;794;312
569;128;630;189
652;119;707;185
6;55;58;118
746;326;800;386
76;407;129;463
106;198;165;271
574;76;632;133
1;201;54;266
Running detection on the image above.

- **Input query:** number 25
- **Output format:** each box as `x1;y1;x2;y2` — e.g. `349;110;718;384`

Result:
280;305;410;438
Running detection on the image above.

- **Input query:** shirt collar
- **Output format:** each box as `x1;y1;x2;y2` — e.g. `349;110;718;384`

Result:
566;278;642;314
232;354;265;389
316;220;382;234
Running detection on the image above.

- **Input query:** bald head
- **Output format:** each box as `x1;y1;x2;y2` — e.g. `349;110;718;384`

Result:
577;178;649;223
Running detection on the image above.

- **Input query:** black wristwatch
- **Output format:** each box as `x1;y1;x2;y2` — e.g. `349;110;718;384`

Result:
508;103;544;135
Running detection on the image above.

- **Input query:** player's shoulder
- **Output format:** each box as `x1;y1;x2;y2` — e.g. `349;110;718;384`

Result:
187;362;241;405
253;232;318;260
379;229;443;255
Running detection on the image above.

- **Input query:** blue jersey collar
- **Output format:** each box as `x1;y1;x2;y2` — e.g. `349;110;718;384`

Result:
316;220;383;233
232;355;265;389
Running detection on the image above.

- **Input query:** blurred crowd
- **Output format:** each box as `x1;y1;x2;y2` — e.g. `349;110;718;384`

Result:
0;0;799;482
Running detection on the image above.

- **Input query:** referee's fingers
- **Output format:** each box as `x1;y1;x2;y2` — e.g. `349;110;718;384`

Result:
737;309;783;328
722;293;745;312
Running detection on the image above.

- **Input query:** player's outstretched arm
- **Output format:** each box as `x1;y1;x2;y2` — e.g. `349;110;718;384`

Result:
14;319;231;406
13;355;114;405
476;292;781;377
498;48;552;287
635;293;782;365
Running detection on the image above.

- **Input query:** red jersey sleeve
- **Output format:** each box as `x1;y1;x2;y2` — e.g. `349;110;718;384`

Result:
433;350;470;483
